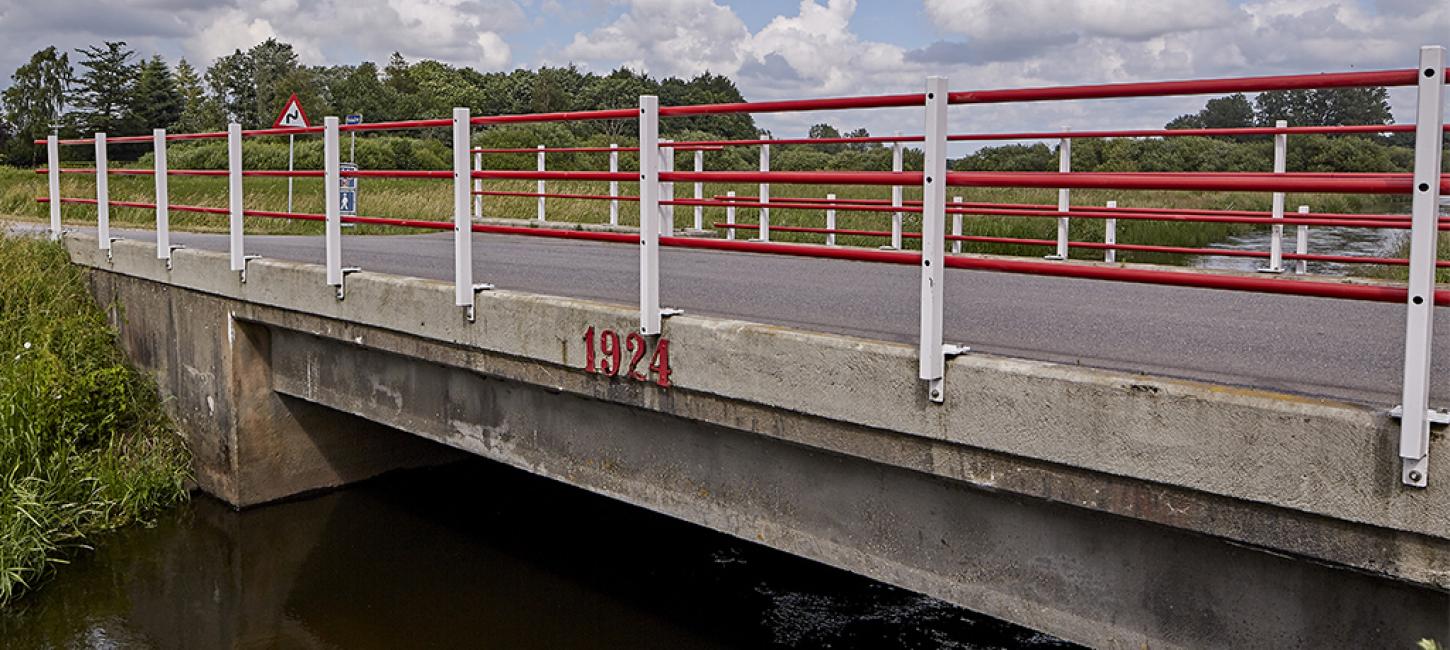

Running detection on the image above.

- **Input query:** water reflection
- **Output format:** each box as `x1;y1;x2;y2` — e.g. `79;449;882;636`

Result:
1;459;1074;649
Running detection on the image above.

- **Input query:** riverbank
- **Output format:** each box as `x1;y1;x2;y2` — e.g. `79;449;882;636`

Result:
0;229;190;606
0;165;1403;265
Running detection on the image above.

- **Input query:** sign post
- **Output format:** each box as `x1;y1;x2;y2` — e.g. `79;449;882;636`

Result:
271;93;311;214
345;114;362;164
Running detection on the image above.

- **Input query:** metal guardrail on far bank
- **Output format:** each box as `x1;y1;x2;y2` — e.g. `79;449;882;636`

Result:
36;46;1449;488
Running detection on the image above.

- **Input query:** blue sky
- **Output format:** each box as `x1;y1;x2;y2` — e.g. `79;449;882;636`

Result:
0;0;1445;144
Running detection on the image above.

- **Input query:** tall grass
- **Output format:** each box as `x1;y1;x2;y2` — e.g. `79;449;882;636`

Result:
0;165;1403;265
0;230;190;606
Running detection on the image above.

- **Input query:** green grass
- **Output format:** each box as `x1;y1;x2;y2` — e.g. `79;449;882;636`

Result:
0;165;1403;266
0;231;190;606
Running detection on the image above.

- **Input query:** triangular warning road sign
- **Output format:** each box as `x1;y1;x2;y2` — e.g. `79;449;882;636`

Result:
272;93;311;129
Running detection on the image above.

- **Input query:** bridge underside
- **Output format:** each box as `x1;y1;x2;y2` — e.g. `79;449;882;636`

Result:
73;235;1449;648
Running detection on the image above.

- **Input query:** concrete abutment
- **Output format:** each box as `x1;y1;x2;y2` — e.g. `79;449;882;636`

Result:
88;268;462;507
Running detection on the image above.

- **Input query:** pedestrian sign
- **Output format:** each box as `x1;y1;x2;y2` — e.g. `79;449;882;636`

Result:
340;162;358;216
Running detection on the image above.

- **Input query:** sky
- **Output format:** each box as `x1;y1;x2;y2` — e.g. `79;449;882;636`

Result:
0;0;1446;147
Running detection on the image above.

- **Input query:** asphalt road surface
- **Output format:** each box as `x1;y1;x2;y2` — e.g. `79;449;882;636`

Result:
25;223;1450;408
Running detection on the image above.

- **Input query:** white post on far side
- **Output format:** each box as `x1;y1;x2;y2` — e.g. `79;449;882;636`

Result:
537;144;546;221
1105;200;1118;263
609;144;620;226
1295;205;1310;275
757;137;771;241
826;193;837;246
1261;120;1288;273
891;133;904;249
661;141;675;236
725;190;737;240
1049;129;1071;260
473;152;483;220
693;149;704;231
951;195;962;254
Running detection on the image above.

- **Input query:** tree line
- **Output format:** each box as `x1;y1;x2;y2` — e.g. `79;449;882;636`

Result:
0;38;764;164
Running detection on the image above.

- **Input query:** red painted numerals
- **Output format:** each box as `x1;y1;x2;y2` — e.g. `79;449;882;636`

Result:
582;326;672;387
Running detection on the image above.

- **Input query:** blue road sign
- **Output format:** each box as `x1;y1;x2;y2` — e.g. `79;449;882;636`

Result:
339;162;358;215
345;114;363;125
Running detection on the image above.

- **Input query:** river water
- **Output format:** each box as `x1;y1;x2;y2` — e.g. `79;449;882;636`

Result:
1192;200;1446;276
0;459;1075;649
1193;222;1405;275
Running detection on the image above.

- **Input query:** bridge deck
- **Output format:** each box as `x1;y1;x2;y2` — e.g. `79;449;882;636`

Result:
58;226;1450;407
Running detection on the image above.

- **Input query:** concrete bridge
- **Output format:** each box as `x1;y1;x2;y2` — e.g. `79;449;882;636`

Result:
61;230;1450;648
32;45;1450;647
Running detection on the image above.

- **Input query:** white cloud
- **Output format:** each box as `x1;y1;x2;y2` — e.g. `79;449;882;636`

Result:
742;0;909;95
0;0;527;74
186;10;284;63
923;0;1236;43
561;0;911;95
562;0;750;77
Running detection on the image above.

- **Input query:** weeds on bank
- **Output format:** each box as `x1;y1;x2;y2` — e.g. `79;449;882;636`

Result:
0;231;190;606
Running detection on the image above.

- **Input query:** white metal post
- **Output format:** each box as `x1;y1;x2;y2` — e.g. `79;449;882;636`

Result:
227;124;244;272
693;149;704;231
286;133;295;213
536;144;546;221
1398;45;1445;488
661;141;675;236
1262;120;1288;273
891;133;904;249
1105;200;1118;263
609;143;620;225
153;129;170;259
758;138;771;241
920;78;949;402
826;193;837;246
453;108;475;313
46;135;60;240
951;195;962;254
325;117;342;288
473;152;483;219
725;190;737;240
1049;130;1071;259
95;133;110;252
1295;205;1310;275
639;96;662;335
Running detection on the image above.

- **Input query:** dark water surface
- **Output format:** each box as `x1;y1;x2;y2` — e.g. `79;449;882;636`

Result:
1;459;1074;649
